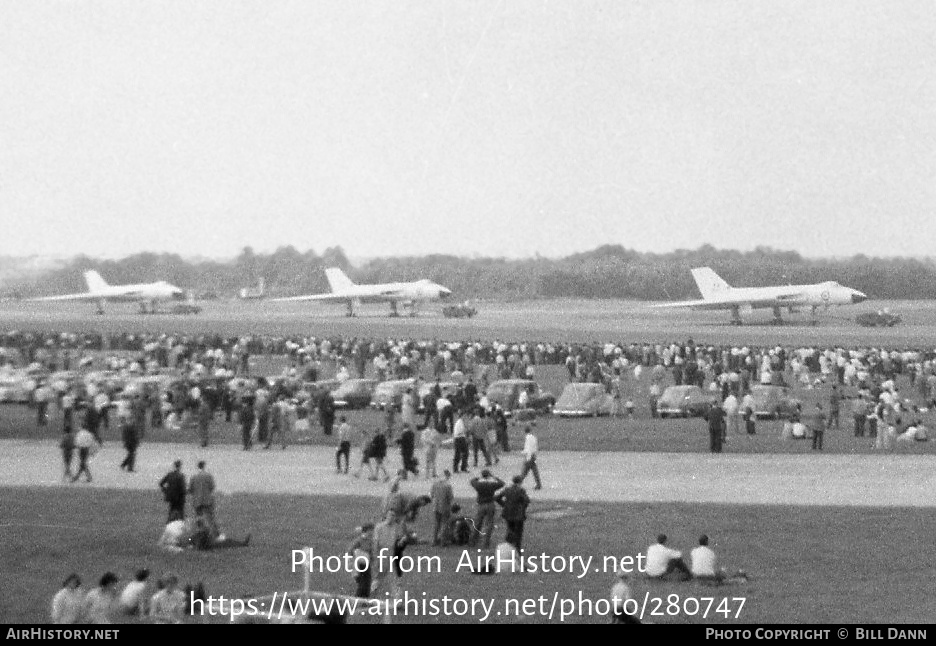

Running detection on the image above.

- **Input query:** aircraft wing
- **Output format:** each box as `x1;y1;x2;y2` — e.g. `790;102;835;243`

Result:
652;291;807;310
272;293;351;303
30;292;97;302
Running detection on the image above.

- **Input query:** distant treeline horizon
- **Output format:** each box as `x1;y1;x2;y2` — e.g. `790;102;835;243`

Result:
5;244;936;300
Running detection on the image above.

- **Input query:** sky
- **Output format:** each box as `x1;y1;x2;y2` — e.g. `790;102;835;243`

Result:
1;0;934;261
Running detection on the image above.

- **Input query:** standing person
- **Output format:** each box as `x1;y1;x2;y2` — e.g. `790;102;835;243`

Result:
158;460;186;522
495;475;530;549
722;392;740;440
369;430;390;482
493;405;509;452
196;397;212;448
468;469;505;549
810;403;828;451
254;391;270;445
436;390;454;434
470;410;492;468
319;391;336;436
707;402;726;453
519;426;542;490
238;393;255;450
828;385;842;430
397;424;418;477
336;416;352;474
853;395;868;437
421;424;440;479
430;470;454;546
648;382;661;419
352;426;376;480
60;428;75;482
72;425;96;483
188;461;217;537
452;411;469;473
119;405;140;472
51;574;84;624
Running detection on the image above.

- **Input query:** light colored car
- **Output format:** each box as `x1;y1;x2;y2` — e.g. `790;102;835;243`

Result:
0;370;34;403
657;385;717;418
332;379;377;409
371;379;416;411
553;382;615;417
485;379;555;416
749;385;801;420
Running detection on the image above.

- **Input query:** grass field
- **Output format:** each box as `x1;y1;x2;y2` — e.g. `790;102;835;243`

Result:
2;486;934;624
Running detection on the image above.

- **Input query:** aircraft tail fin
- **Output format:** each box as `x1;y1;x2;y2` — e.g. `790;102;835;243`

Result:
690;267;732;300
83;270;108;293
324;267;355;293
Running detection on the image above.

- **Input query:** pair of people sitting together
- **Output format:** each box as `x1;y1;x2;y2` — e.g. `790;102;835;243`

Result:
645;534;748;584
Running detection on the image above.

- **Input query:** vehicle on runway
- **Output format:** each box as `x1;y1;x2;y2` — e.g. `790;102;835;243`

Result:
856;310;902;327
273;267;452;317
239;278;265;300
30;270;186;314
749;384;801;420
552;382;615;417
653;267;868;325
331;378;377;409
442;302;477;318
656;385;718;418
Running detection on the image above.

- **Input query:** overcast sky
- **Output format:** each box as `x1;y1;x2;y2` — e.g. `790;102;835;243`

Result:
1;0;933;261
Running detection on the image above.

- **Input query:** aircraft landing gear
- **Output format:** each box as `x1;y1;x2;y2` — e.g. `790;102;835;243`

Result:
808;305;820;326
730;306;743;326
388;301;400;317
346;301;356;317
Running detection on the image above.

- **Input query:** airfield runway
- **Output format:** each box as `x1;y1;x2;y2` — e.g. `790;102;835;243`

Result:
2;439;933;508
1;298;935;346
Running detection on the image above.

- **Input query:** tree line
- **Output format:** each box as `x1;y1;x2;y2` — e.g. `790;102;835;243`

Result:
6;244;936;300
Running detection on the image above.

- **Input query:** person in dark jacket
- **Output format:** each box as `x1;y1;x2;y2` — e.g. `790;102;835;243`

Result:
239;394;255;450
495;475;530;549
396;424;418;477
119;411;139;472
319;392;336;436
469;469;505;549
707;403;726;453
158;460;186;522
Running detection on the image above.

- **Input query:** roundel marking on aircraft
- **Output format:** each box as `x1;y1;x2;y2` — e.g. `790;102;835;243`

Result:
821;291;830;302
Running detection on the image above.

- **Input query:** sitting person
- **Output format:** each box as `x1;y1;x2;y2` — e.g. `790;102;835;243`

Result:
190;515;250;550
644;534;691;581
449;504;472;546
158;517;249;552
157;518;193;553
149;574;187;624
689;535;748;584
117;568;151;616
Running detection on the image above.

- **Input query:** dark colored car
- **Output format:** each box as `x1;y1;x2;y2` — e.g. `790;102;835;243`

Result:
749;385;801;420
553;382;615;417
856;311;901;327
442;303;477;318
657;385;717;418
331;379;377;409
485;379;555;416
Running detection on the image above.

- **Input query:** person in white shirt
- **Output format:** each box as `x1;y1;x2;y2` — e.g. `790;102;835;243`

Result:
149;574;187;624
452;412;469;473
644;534;691;580
722;393;740;438
689;535;748;584
82;572;119;624
519;426;542;490
158;519;193;553
118;568;151;616
51;574;83;624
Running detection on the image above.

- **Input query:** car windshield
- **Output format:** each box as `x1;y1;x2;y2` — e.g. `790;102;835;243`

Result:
487;383;514;397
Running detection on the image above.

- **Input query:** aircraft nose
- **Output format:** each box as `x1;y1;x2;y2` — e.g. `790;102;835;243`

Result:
440;288;452;299
851;291;868;304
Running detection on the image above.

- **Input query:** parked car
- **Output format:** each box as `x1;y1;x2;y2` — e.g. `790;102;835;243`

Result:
0;370;34;403
371;379;416;411
856;311;901;327
302;379;341;403
656;385;717;418
553;382;615;417
485;379;555;416
749;385;801;420
331;379;377;409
